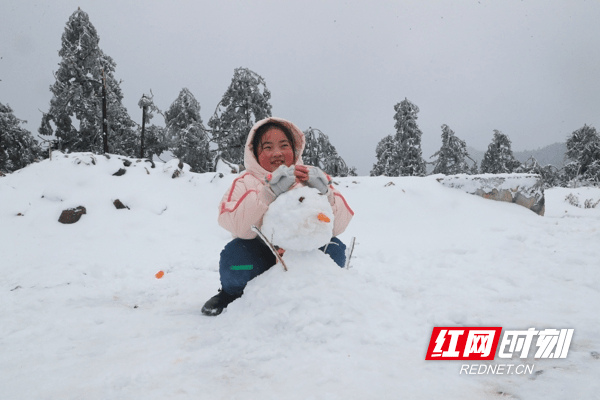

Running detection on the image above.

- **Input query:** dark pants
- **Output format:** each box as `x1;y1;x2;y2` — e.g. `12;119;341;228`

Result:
220;237;346;295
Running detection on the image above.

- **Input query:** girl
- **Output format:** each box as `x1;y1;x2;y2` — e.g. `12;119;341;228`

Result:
202;117;354;315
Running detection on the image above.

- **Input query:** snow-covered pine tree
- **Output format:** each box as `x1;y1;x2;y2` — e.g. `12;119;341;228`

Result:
165;88;212;173
208;67;272;165
469;161;479;175
480;130;521;174
138;92;167;160
564;124;600;184
565;125;598;168
0;102;43;173
565;125;600;184
430;124;471;175
515;156;561;188
370;134;400;176
393;98;426;176
39;8;137;155
303;127;354;177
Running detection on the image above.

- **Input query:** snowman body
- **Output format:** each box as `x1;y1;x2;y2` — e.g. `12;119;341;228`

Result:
261;185;335;267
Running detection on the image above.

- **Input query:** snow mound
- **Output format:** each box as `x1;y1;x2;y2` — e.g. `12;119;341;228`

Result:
223;251;351;326
163;158;191;177
1;156;600;399
215;157;242;174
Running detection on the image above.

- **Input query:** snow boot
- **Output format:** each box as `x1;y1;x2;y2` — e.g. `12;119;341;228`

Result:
201;289;242;316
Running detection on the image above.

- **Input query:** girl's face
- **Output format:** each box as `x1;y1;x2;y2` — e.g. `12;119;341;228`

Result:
257;128;295;172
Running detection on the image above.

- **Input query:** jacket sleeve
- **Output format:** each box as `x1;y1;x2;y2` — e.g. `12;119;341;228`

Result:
326;185;354;237
218;174;277;239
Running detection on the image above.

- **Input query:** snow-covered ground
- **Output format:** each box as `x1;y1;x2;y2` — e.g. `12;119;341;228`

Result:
1;153;599;400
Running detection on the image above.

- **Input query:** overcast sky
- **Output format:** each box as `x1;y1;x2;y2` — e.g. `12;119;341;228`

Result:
2;0;599;174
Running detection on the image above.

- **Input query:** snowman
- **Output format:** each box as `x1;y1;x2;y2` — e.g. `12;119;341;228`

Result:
256;185;339;270
227;184;355;323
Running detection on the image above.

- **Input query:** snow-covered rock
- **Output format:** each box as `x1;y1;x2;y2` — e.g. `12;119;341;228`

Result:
163;158;191;178
437;173;546;215
58;205;86;224
69;152;97;166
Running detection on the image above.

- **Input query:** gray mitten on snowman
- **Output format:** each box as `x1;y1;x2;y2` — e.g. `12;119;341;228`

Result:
265;165;296;197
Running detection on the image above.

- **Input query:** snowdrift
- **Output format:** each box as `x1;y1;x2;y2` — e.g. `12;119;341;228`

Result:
1;154;599;400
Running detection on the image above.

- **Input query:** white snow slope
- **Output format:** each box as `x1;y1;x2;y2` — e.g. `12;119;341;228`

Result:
1;153;599;400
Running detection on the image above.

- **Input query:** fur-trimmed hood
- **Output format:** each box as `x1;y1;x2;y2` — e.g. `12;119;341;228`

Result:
243;117;306;179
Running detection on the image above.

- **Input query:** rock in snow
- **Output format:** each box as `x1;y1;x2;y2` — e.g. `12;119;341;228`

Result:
58;205;86;224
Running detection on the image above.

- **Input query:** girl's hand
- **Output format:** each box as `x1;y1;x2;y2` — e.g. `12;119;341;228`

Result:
294;165;309;183
306;167;331;194
266;165;296;196
274;247;285;264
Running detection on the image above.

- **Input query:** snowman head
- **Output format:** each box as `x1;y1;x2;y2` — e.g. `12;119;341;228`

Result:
262;186;334;251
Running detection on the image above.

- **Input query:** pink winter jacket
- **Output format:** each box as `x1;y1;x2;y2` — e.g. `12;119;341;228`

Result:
218;117;354;240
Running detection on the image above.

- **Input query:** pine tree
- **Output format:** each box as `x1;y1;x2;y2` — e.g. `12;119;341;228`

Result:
469;161;479;175
370;134;400;176
564;124;600;184
208;67;272;164
303;127;354;177
393;98;426;176
430;124;471;175
138;92;167;160
480;130;521;174
39;8;137;155
515;156;562;188
165;88;212;173
0;102;43;173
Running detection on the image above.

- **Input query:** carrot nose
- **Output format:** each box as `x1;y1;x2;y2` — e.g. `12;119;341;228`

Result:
317;213;330;223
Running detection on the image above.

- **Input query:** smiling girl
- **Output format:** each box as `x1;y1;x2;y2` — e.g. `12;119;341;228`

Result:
202;117;354;316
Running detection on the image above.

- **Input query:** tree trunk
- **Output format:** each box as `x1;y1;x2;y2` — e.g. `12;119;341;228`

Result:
102;69;108;154
140;105;146;158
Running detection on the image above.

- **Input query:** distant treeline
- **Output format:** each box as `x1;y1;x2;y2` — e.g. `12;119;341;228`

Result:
369;97;599;187
2;8;599;187
1;9;354;177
